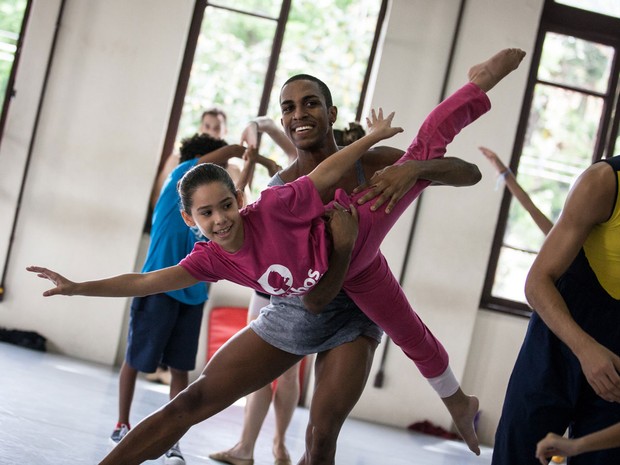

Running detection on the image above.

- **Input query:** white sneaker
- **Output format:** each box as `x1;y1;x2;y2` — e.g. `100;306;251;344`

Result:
109;423;130;447
164;442;185;464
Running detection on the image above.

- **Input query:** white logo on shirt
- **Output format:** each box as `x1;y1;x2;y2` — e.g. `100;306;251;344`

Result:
257;265;323;296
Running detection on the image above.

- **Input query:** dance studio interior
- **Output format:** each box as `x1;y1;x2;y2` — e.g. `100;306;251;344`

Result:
1;1;618;464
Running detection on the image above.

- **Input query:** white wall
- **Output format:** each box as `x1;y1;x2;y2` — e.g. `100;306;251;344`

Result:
0;0;545;447
0;0;195;364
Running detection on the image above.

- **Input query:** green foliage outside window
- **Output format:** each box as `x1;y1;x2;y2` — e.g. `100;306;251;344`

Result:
492;33;615;304
0;0;27;110
178;0;381;195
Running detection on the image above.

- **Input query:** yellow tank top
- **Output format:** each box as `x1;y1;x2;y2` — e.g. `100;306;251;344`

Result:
583;157;620;299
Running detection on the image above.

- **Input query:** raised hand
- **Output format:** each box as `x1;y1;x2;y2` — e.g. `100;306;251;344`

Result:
240;121;259;148
243;145;258;164
478;146;508;175
26;266;77;297
365;108;403;141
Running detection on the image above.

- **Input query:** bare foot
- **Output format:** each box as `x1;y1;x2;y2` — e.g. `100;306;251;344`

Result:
273;442;291;464
442;390;481;455
468;48;526;92
209;446;254;464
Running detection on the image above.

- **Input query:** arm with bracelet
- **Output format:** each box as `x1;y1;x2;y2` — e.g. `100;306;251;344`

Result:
479;146;553;235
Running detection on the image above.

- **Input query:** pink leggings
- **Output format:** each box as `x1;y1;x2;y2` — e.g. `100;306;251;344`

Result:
337;82;490;378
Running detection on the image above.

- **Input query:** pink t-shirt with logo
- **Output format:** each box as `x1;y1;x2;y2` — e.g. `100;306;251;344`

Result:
179;176;332;297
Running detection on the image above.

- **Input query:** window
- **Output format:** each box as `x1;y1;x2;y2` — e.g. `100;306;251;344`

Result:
482;0;620;316
0;0;29;142
555;0;620;19
161;0;386;194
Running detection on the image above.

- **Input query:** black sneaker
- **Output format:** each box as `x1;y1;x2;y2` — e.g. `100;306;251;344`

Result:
109;423;130;446
164;442;185;465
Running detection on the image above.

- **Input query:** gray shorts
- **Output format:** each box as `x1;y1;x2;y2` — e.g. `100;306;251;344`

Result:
250;291;383;355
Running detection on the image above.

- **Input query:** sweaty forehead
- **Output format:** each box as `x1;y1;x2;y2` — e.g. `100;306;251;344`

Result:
280;80;325;105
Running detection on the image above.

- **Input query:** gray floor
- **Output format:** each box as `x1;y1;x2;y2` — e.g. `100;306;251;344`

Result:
0;342;492;464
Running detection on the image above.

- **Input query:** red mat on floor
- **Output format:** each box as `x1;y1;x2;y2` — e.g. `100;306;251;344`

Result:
207;306;308;401
207;306;248;361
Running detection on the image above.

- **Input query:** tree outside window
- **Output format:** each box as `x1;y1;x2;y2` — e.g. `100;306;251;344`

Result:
174;0;384;194
483;1;620;315
0;0;28;130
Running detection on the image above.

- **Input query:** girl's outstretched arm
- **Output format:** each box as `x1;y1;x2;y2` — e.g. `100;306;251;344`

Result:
26;265;199;298
308;109;403;196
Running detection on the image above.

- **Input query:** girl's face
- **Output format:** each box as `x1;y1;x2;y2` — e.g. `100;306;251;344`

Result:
181;181;244;252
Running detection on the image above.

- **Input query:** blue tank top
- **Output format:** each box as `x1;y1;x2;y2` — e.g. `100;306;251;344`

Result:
142;159;208;305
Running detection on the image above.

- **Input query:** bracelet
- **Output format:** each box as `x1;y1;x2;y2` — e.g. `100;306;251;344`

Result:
495;168;512;191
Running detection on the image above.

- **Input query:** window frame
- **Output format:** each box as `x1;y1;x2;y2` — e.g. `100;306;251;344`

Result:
0;0;32;146
481;0;620;317
157;0;388;175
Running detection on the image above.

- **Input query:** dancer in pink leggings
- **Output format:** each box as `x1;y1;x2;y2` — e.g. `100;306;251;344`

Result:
28;48;525;464
177;79;487;389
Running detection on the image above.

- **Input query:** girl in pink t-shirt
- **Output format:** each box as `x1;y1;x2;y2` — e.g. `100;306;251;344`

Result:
29;48;526;462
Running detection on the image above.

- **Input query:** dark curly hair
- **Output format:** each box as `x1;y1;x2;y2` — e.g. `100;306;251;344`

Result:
179;133;228;163
334;122;366;146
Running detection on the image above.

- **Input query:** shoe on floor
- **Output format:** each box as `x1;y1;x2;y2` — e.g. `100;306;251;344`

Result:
109;423;130;447
145;366;171;385
208;450;254;465
164;442;185;465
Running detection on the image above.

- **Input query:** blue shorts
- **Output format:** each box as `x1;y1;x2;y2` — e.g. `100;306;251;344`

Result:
126;293;205;373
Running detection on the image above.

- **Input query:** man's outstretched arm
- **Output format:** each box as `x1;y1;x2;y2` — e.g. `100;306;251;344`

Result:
355;149;481;213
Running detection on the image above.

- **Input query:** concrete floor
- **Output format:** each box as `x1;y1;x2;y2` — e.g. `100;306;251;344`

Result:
0;342;492;464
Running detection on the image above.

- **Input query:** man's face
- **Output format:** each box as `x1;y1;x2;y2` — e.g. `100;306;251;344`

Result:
199;113;227;140
280;80;336;150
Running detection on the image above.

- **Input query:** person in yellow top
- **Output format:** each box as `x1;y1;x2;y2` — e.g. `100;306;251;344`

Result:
492;154;620;465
